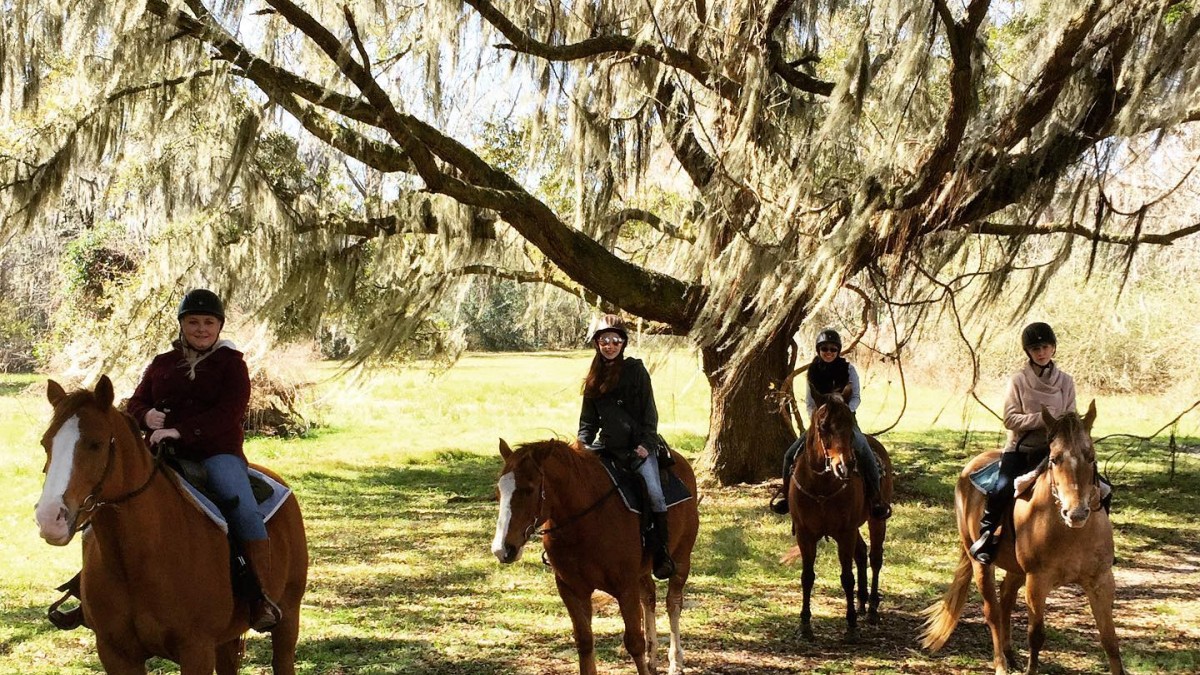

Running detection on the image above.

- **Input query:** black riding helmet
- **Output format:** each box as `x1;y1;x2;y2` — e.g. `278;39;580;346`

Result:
177;289;225;323
1020;322;1056;351
815;328;842;352
589;314;629;344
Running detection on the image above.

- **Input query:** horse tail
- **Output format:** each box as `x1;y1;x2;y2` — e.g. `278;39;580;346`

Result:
779;545;801;565
919;546;973;652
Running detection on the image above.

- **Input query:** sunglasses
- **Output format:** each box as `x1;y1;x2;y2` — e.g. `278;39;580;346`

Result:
818;346;840;354
597;337;625;347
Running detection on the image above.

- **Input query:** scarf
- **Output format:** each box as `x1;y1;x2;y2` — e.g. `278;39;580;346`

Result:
175;338;237;380
807;355;850;396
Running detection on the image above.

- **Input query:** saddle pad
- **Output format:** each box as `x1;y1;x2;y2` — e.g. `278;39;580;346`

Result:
968;457;1047;498
167;467;292;534
597;454;692;514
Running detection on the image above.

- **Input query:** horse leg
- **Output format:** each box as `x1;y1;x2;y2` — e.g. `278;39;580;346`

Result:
998;569;1026;671
836;533;859;639
95;637;149;675
867;516;887;625
972;559;1008;675
215;636;244;675
854;532;868;614
1084;571;1125;674
555;578;598;675
640;576;659;674
664;562;690;675
798;536;818;639
176;645;217;675
1023;574;1051;675
270;604;302;675
616;585;652;675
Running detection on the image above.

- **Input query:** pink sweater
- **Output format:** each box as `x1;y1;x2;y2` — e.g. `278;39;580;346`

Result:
1002;361;1077;450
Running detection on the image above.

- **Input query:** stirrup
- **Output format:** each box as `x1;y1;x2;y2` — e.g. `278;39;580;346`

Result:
48;594;84;631
769;494;789;515
969;532;998;565
250;596;282;633
870;502;892;521
652;552;676;580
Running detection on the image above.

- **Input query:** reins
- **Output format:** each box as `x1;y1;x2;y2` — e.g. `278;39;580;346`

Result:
534;480;621;537
78;416;164;516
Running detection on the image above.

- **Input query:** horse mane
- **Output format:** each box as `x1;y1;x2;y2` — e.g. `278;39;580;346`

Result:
43;387;143;449
512;438;591;463
41;390;105;444
1051;411;1095;459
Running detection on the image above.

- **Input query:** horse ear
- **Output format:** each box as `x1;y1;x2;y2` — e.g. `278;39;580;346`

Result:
841;383;853;400
1040;405;1057;431
499;438;513;460
1082;400;1097;431
94;375;115;410
47;380;67;406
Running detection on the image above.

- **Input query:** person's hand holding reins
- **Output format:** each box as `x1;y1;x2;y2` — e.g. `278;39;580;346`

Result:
144;409;166;430
635;445;650;459
148;428;181;445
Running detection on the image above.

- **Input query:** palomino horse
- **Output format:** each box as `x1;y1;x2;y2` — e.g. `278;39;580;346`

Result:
921;402;1124;675
784;387;893;637
491;439;699;675
34;377;309;674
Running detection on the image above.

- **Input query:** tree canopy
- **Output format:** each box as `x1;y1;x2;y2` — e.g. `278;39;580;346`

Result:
3;0;1199;483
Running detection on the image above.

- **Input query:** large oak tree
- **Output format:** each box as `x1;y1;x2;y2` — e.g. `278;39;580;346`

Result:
3;1;1200;483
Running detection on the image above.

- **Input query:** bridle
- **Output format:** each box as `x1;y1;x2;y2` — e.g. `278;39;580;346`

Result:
807;410;857;480
69;416;164;528
1043;430;1101;513
505;465;619;542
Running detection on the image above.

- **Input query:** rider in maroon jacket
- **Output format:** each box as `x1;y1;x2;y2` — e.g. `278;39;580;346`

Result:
125;289;281;632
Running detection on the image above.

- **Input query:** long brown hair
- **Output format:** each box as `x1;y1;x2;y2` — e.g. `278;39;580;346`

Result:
582;352;623;398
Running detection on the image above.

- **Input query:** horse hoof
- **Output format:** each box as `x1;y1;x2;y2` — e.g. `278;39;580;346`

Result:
867;611;880;625
800;625;814;640
843;626;859;643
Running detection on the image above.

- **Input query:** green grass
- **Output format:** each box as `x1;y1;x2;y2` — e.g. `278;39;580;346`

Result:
2;352;1198;673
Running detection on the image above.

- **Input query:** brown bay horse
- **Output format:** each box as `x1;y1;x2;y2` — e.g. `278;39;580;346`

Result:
33;376;309;674
921;402;1124;675
491;439;699;675
783;388;893;638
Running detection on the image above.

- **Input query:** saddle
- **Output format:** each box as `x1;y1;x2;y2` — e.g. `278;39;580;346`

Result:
969;456;1113;511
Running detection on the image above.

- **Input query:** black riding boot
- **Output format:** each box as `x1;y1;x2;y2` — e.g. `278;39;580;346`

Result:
969;485;1013;565
47;571;85;630
771;457;793;514
650;511;676;580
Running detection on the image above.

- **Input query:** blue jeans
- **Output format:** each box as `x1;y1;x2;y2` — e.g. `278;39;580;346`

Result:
636;453;667;512
203;454;267;542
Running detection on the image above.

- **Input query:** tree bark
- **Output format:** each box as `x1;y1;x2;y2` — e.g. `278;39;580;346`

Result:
699;326;798;485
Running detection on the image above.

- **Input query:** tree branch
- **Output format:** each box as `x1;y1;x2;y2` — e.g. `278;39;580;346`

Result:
463;0;744;102
600;208;695;243
971;220;1200;245
896;0;990;210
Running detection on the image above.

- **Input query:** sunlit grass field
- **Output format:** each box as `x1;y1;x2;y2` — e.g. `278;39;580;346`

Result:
1;351;1197;673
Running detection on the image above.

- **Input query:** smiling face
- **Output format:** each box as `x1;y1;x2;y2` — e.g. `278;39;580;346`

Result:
180;313;223;351
817;342;840;363
594;331;626;360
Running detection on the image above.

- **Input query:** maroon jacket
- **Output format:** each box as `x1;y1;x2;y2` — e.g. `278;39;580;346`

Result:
126;341;251;462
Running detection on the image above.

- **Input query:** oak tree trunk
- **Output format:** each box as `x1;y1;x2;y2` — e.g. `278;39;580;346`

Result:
699;326;798;485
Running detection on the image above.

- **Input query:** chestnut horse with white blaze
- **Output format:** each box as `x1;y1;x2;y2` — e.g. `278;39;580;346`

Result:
491;439;699;675
921;402;1124;675
34;376;308;674
783;387;894;638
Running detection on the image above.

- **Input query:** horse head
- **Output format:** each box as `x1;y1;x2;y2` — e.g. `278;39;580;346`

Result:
1041;400;1100;528
35;376;121;546
491;438;551;564
810;384;858;480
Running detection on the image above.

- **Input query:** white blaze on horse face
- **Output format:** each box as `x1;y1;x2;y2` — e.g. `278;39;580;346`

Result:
35;415;80;545
491;472;523;562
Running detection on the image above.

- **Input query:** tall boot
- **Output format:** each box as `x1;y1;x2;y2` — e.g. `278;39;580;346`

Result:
864;473;891;521
968;490;1007;565
47;571;85;630
243;539;283;632
770;457;793;515
650;511;676;580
